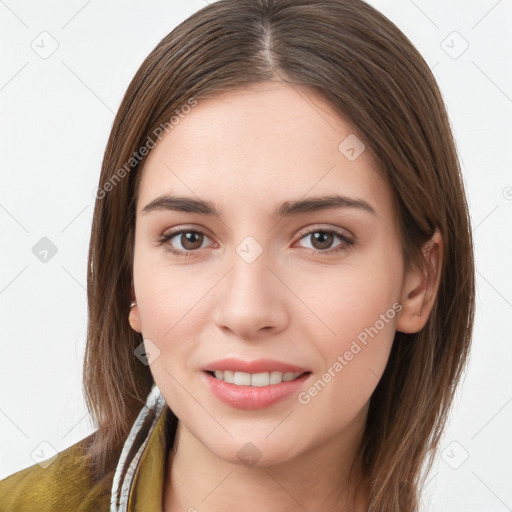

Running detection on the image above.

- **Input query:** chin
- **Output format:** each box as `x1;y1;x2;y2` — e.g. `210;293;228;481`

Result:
200;431;306;468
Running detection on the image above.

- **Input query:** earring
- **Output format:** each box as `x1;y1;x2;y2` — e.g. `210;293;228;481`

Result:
130;301;137;308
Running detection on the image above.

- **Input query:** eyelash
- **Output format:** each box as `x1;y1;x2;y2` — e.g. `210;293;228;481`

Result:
156;226;355;258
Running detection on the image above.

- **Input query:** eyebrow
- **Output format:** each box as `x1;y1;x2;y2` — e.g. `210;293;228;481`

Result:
141;194;377;218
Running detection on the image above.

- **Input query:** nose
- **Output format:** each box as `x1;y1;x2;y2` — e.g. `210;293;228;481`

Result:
211;249;289;340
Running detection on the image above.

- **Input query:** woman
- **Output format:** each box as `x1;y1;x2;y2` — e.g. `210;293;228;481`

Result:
0;0;475;510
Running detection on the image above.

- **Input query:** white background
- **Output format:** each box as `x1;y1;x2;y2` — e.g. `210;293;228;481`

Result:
0;1;511;510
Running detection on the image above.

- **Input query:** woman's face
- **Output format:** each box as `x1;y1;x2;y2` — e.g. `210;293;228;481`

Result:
131;82;409;467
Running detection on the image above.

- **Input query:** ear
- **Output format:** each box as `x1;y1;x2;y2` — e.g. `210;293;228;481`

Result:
128;278;142;334
396;228;443;334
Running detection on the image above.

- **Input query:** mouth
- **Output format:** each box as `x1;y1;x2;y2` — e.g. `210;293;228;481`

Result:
205;369;311;387
202;368;312;410
201;357;312;409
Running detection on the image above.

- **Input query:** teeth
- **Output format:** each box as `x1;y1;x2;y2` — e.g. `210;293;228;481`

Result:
211;370;303;386
234;371;251;386
251;372;269;387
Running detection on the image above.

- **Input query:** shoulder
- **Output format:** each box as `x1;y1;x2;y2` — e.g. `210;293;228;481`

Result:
0;432;112;512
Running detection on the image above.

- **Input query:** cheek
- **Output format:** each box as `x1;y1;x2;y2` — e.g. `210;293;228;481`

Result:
132;259;221;423
294;298;398;440
295;253;402;412
133;236;208;342
328;275;399;351
301;256;401;354
132;259;207;416
306;292;397;406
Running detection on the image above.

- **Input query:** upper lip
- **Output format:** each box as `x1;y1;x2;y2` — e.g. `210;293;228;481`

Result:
202;357;310;374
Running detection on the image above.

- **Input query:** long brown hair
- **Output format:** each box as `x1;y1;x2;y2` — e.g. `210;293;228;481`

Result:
83;1;475;509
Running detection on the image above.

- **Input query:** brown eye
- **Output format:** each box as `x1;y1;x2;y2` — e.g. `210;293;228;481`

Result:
178;231;204;250
296;228;355;255
158;229;212;257
309;231;335;250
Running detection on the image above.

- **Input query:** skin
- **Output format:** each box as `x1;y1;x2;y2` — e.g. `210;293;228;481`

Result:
128;81;442;511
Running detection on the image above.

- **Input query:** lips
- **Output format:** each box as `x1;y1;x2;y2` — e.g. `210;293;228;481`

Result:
202;357;309;374
200;357;312;410
202;371;311;410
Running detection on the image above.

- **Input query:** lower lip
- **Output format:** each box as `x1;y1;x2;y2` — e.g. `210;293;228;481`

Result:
202;371;311;410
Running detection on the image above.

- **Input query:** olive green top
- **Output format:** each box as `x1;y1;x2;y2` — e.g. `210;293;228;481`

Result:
0;404;171;512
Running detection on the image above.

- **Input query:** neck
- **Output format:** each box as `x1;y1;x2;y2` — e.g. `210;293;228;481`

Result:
163;410;368;512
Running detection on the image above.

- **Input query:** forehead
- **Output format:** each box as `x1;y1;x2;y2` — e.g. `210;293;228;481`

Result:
137;82;392;219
